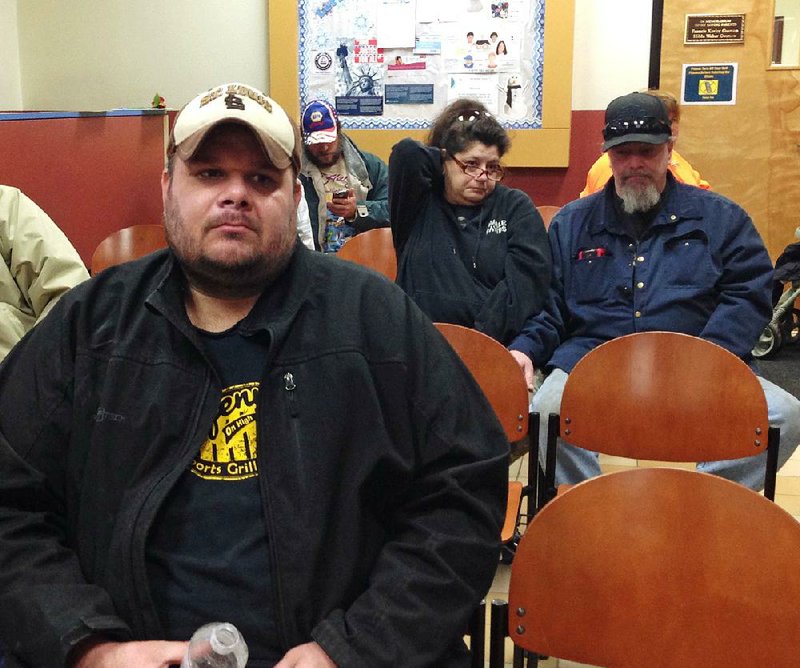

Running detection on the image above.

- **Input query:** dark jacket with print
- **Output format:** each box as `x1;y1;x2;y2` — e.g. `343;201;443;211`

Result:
389;138;551;345
0;244;507;667
299;134;390;250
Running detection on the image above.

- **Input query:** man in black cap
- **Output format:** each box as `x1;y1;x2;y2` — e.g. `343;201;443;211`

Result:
508;91;800;489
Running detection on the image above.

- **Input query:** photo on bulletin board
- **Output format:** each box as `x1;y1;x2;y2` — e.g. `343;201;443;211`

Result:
297;0;545;131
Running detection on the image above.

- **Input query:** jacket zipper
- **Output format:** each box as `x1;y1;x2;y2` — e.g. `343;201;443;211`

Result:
258;365;300;652
472;205;484;270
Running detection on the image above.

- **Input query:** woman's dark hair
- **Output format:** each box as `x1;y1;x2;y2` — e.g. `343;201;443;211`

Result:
496;40;507;55
427;98;510;157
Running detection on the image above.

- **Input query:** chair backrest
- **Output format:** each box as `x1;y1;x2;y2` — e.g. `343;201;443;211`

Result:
91;224;168;274
536;205;561;230
434;323;528;442
337;228;397;281
559;331;769;462
435;323;532;546
508;467;800;666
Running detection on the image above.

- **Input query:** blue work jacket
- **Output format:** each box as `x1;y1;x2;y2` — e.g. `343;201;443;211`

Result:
510;176;774;373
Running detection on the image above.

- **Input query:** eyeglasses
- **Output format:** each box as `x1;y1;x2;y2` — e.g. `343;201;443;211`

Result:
449;152;505;182
602;116;671;140
457;110;494;123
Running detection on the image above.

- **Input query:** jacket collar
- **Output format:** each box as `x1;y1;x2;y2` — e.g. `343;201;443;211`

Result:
145;242;315;351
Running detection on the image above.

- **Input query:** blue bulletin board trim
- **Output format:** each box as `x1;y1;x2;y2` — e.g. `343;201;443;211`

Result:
0;109;166;122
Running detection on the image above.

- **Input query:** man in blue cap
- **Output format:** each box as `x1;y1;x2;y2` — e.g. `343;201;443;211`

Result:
299;99;389;252
509;91;800;490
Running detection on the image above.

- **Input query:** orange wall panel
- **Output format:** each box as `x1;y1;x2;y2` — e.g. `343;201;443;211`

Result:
0;112;167;266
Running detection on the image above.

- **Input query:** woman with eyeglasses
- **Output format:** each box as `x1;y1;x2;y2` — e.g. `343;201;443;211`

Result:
389;98;551;345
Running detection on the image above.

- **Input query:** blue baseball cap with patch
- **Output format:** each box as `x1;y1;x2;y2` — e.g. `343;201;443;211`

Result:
301;99;338;145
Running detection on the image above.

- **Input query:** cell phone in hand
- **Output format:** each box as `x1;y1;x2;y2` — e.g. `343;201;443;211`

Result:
332;189;350;199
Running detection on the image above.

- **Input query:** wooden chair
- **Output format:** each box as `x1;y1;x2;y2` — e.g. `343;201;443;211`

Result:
90;224;167;274
537;331;780;508
433;323;535;547
501;467;800;667
535;205;560;230
336;227;397;281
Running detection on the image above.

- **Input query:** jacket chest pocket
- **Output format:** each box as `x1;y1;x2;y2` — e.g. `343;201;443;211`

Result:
569;254;619;303
662;232;717;287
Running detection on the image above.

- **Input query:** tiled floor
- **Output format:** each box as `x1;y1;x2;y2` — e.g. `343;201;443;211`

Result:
481;447;800;667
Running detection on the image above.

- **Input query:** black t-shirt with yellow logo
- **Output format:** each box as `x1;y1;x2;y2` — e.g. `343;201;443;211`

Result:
146;326;282;665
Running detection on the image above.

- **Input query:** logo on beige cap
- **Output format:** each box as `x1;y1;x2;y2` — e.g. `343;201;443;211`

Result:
199;84;274;114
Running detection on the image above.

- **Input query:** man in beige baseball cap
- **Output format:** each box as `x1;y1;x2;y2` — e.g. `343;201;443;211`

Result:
168;82;301;172
0;81;507;668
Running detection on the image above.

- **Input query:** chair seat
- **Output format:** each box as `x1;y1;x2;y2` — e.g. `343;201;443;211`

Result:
507;468;800;666
433;323;535;548
336;228;397;280
537;331;780;507
91;224;167;274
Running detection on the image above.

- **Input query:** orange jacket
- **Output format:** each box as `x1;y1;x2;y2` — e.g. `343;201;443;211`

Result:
580;149;711;197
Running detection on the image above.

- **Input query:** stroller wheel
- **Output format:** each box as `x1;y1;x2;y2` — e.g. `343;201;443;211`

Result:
753;323;784;359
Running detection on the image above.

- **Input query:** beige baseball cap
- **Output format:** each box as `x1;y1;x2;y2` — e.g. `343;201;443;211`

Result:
168;82;301;171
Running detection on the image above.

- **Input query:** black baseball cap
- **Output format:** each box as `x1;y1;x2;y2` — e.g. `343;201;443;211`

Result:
602;92;672;151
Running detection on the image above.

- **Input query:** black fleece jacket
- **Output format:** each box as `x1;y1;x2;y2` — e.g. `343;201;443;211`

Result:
389;137;551;345
0;244;507;667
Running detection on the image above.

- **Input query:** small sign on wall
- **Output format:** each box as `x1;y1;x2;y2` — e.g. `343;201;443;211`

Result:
685;14;745;45
681;63;738;105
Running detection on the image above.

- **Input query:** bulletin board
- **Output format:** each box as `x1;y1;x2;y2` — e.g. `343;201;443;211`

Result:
268;0;574;167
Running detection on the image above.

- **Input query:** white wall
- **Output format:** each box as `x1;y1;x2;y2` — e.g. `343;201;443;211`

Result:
776;0;800;66
571;0;653;110
2;0;652;112
15;0;267;111
0;0;22;108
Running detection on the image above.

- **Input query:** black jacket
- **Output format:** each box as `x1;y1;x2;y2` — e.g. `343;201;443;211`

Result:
389;138;551;345
0;245;507;667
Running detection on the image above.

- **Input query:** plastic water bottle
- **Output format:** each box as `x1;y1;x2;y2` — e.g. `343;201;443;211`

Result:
181;621;249;668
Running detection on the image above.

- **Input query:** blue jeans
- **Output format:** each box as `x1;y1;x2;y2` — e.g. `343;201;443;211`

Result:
532;369;800;491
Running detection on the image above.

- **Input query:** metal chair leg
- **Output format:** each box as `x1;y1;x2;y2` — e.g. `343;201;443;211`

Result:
488;599;508;668
468;600;486;668
527;412;539;519
536;413;559;509
764;425;780;501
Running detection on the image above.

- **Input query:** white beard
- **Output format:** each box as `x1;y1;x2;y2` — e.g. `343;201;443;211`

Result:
618;182;661;214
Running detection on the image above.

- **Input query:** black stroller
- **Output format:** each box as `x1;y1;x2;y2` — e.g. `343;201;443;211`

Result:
752;240;800;359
